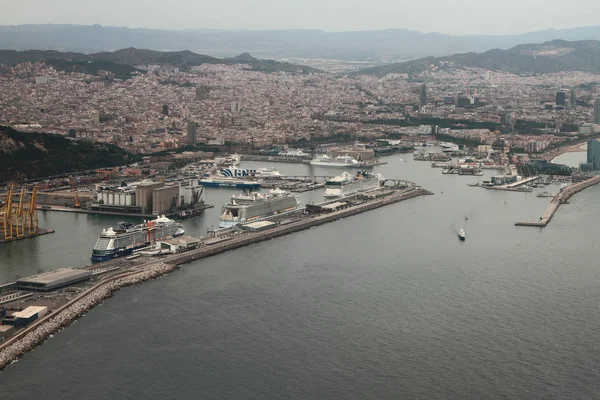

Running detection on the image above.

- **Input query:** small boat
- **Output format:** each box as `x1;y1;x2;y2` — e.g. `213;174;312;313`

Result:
536;191;555;198
458;229;466;241
464;211;469;221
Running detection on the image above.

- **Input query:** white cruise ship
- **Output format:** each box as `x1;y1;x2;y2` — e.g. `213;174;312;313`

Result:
323;171;384;199
91;215;184;262
309;154;364;167
219;188;300;228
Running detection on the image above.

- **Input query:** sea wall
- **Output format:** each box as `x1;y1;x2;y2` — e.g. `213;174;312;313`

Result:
171;188;433;265
0;187;432;369
0;262;176;370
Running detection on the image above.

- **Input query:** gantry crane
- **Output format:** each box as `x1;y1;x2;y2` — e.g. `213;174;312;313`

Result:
1;182;14;240
0;183;39;240
25;185;38;235
13;186;26;238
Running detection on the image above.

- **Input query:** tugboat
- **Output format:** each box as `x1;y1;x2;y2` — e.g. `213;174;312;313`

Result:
458;229;466;241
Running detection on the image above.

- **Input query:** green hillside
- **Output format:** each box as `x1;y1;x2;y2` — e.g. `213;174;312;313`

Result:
0;126;138;182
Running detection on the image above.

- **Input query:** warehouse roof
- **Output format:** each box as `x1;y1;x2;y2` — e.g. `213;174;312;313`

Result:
18;268;90;285
13;306;47;319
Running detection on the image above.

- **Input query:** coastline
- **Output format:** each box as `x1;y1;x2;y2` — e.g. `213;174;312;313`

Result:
0;262;176;370
546;142;588;163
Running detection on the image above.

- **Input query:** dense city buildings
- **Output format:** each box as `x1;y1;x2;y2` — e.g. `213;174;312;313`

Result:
0;60;599;157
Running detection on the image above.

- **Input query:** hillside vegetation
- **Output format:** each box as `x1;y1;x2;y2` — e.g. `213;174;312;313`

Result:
0;126;137;182
0;48;323;77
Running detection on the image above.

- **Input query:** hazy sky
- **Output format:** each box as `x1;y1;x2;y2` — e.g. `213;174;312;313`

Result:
2;0;599;35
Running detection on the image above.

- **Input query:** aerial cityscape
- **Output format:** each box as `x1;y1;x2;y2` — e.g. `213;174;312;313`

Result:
2;1;600;398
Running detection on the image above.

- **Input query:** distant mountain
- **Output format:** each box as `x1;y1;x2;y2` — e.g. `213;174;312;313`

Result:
2;24;600;61
0;126;136;182
352;40;600;76
0;48;322;77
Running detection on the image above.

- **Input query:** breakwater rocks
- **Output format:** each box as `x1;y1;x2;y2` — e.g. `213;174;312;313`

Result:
0;261;176;370
170;188;434;265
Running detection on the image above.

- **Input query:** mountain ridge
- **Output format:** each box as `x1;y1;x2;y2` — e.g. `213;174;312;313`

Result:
0;48;323;76
2;24;600;61
351;39;600;76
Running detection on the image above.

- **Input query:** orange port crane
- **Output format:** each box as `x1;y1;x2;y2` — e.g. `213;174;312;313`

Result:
14;186;26;238
1;182;14;240
25;185;38;235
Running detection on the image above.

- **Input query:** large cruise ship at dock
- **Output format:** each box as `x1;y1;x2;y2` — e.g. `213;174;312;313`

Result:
309;154;364;167
199;177;261;189
219;188;300;228
91;215;184;262
323;171;384;199
199;166;265;189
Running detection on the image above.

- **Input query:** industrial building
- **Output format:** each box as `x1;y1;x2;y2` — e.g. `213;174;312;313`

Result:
16;268;92;292
2;306;48;328
594;98;600;125
93;179;204;216
242;220;277;232
158;236;201;253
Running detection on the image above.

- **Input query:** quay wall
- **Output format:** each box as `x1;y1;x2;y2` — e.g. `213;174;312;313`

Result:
0;188;432;369
515;175;600;227
170;188;433;265
0;262;176;370
240;155;311;164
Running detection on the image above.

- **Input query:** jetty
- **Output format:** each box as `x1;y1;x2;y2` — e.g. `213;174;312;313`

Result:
515;175;600;227
0;184;433;369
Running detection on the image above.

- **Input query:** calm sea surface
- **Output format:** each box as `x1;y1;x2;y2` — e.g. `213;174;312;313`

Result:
1;151;600;399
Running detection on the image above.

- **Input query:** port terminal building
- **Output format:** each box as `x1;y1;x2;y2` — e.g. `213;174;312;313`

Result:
16;268;92;292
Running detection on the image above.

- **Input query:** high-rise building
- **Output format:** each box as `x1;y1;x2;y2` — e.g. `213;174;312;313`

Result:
594;98;600;124
182;106;190;120
162;105;169;116
570;88;577;105
187;121;198;145
555;91;566;106
419;84;428;107
587;138;600;170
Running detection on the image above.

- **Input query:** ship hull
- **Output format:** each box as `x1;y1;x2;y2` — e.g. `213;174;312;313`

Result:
200;180;261;189
309;161;363;167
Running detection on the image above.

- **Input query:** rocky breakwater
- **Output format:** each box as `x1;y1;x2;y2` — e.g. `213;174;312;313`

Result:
0;261;176;370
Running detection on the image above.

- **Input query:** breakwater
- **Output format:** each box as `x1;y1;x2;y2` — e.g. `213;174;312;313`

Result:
0;187;432;369
240;155;311;164
170;188;433;265
0;262;175;370
515;175;600;227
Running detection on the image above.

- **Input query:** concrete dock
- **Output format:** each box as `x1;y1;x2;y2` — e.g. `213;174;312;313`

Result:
0;185;433;368
515;175;600;227
0;228;55;244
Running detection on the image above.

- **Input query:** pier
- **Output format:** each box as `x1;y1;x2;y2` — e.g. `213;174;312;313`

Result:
0;184;433;368
515;175;600;227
